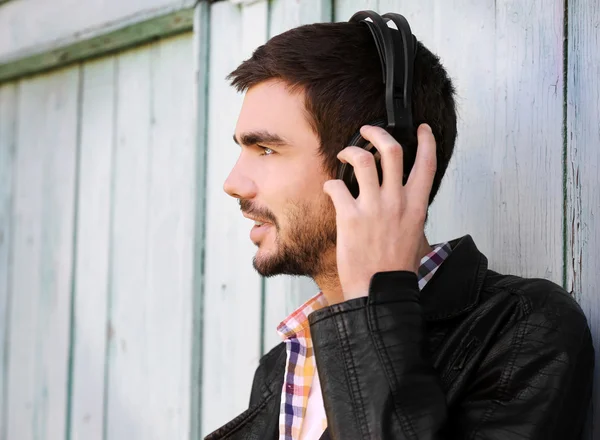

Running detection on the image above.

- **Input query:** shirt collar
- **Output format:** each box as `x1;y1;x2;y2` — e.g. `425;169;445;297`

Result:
277;241;452;341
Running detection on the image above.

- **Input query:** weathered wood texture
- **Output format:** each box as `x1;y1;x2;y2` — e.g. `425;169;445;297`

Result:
0;81;17;440
101;35;196;440
69;56;116;440
200;1;268;435
567;1;600;438
0;33;196;440
6;65;80;440
0;0;195;62
0;8;194;84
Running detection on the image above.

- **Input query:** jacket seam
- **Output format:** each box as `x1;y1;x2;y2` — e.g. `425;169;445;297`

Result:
332;308;370;439
497;298;529;401
367;302;418;438
469;298;530;436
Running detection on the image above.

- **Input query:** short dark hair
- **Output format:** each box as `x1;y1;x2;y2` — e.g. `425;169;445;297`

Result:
228;21;457;206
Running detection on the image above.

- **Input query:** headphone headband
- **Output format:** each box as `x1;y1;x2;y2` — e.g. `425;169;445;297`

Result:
349;10;416;136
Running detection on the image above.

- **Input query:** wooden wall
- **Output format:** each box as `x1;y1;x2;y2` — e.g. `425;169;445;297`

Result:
0;0;196;61
0;0;598;439
0;33;197;440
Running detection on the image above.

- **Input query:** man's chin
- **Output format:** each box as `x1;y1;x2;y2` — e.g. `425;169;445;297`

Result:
252;249;282;277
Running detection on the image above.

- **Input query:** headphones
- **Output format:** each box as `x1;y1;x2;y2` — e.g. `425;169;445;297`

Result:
337;10;418;198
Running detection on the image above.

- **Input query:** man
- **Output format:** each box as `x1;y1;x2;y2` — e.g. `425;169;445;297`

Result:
206;15;594;440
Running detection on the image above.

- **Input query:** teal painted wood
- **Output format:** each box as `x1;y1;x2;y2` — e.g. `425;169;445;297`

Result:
567;1;600;438
0;8;195;84
6;65;80;440
261;0;331;354
103;34;196;440
200;0;268;436
69;56;116;440
190;3;211;439
0;0;196;66
0;81;17;440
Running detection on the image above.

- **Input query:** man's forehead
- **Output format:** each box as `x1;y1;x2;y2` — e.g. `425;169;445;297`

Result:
235;80;314;146
241;79;304;113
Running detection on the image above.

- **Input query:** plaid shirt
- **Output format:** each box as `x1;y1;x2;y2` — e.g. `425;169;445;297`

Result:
276;242;453;440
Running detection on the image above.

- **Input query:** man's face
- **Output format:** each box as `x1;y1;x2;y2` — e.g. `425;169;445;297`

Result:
224;79;337;278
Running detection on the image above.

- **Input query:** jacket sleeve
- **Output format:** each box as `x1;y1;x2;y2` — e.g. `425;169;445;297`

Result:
308;271;594;440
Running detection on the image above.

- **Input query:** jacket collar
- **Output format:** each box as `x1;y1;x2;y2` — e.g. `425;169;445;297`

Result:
420;234;487;321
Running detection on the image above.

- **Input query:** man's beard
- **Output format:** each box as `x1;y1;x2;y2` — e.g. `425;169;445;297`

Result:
240;198;337;278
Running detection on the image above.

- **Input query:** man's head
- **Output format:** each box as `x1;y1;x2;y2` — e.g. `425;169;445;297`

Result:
224;20;457;278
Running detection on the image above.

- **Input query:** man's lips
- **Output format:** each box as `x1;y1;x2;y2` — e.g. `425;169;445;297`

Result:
242;213;273;226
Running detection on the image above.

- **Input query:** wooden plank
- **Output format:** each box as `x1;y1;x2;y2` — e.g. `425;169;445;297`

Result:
0;0;196;64
334;0;378;21
566;1;600;438
104;33;196;440
0;7;194;84
104;43;153;440
142;33;195;440
261;0;330;353
0;81;17;440
190;2;211;439
6;65;80;440
201;0;267;436
68;56;116;440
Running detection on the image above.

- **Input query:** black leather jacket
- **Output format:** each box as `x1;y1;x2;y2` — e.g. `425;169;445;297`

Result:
205;235;594;439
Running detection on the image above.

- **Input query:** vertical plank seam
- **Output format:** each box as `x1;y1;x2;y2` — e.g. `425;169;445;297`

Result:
1;81;19;440
562;0;569;292
102;56;119;440
191;2;211;438
64;63;85;440
326;0;333;22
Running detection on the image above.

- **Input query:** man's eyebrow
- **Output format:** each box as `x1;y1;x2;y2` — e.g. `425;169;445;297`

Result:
233;131;289;147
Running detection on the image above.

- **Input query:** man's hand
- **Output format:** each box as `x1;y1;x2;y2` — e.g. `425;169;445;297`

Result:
323;124;437;301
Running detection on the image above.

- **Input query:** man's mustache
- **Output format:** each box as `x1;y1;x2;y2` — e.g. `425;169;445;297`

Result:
239;199;278;227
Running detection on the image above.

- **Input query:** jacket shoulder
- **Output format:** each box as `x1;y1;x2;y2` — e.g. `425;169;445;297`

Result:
483;270;591;339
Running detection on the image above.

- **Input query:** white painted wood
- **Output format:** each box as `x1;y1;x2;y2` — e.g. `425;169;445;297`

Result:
6;66;80;440
566;2;600;438
141;33;195;440
201;0;268;436
0;81;17;439
334;0;378;21
104;33;196;440
69;56;116;440
0;0;195;62
103;44;152;440
373;1;566;283
261;0;330;353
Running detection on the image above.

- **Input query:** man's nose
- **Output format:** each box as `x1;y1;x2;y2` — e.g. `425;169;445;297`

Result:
223;163;257;200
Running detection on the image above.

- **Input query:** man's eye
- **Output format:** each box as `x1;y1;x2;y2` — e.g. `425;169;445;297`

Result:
258;145;274;156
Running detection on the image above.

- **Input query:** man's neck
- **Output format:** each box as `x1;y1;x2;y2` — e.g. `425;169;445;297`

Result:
314;233;433;305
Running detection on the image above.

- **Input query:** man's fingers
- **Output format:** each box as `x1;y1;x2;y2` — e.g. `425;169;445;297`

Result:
359;125;404;191
337;146;380;200
406;124;437;205
323;179;355;212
